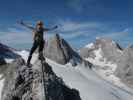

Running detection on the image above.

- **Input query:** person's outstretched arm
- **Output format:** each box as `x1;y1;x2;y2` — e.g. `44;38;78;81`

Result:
18;20;35;30
44;25;58;31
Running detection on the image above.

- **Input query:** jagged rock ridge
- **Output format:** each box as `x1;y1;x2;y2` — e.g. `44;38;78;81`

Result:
2;58;81;100
80;37;123;63
44;34;82;66
115;44;133;85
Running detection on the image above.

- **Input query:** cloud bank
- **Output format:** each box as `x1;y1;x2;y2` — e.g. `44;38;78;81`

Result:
0;19;132;49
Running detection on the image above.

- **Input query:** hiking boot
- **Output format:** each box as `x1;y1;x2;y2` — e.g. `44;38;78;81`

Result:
26;62;32;68
38;55;45;61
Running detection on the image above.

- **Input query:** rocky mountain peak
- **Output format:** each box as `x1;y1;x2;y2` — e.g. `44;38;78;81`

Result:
80;37;123;62
127;44;133;49
2;58;81;100
94;37;122;50
115;44;133;85
44;34;82;66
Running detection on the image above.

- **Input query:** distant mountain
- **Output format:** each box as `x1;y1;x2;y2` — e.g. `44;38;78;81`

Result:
0;43;20;60
44;34;91;67
0;39;133;100
115;44;133;85
1;53;133;100
80;37;123;63
79;37;130;90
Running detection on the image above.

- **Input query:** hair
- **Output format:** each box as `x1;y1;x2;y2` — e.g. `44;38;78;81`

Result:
37;21;43;25
36;20;44;28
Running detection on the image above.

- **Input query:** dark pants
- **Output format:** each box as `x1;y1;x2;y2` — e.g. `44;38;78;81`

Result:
27;40;44;65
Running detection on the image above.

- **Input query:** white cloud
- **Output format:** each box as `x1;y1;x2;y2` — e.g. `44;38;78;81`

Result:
123;28;129;32
0;27;33;46
0;19;132;49
56;19;132;44
56;19;104;39
101;28;129;38
7;27;23;33
0;26;53;48
59;20;102;32
60;30;91;39
57;19;102;34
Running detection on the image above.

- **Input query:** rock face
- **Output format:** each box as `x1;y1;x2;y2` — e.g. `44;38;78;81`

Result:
2;58;81;100
44;34;82;65
115;45;133;85
80;37;123;63
0;43;19;59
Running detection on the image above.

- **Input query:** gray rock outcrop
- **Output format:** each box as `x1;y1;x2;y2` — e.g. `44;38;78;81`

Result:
2;58;81;100
115;44;133;85
44;34;82;65
80;37;123;63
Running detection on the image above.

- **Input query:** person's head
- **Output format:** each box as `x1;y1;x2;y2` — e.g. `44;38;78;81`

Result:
36;20;44;28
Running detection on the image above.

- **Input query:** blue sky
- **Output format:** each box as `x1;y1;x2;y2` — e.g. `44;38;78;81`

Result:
0;0;132;49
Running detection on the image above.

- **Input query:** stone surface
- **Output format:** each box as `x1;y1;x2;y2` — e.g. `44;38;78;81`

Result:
80;37;123;63
115;44;133;85
44;34;82;65
2;58;81;100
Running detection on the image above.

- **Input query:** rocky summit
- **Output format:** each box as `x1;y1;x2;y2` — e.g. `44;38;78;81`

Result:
1;58;81;100
80;37;123;63
115;44;133;85
44;34;91;67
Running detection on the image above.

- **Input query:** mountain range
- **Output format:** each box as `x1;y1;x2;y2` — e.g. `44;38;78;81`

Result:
0;34;133;100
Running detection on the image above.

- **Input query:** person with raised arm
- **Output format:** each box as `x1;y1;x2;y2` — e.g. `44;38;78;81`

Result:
19;20;58;67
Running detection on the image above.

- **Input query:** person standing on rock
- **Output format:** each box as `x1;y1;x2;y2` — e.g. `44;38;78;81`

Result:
19;20;58;67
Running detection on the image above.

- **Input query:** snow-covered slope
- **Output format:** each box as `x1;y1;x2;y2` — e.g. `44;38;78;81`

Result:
10;50;133;100
80;37;123;62
47;59;133;100
79;38;133;95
